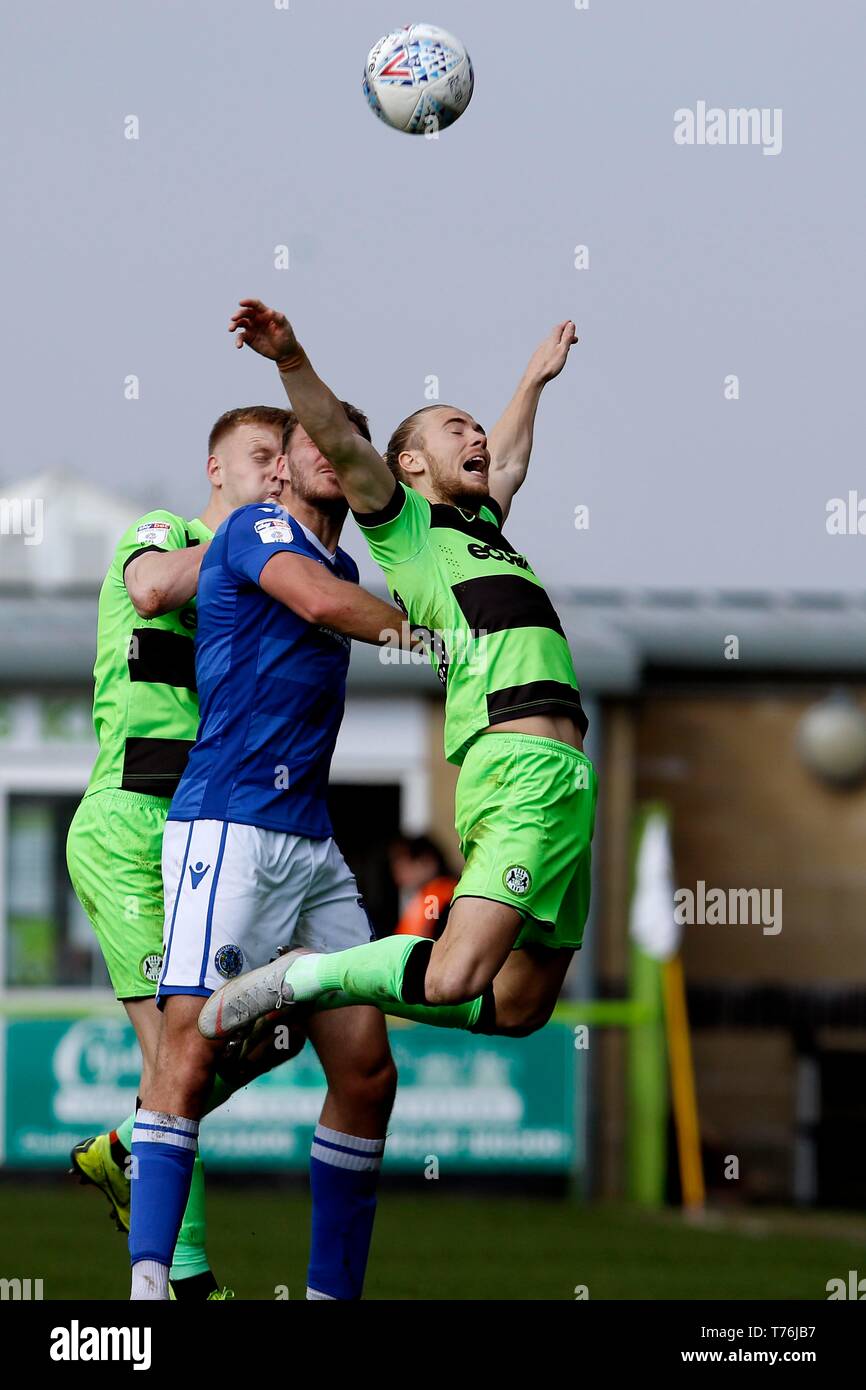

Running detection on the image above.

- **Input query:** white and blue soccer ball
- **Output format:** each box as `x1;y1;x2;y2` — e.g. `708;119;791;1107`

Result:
363;24;474;135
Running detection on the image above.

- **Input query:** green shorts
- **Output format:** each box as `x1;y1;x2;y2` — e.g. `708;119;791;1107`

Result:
452;733;598;951
66;788;170;1000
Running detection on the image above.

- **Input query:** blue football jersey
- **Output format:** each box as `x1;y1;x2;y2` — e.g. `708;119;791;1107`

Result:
168;502;359;838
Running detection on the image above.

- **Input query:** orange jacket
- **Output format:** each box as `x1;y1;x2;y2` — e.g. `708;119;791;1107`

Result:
394;875;458;938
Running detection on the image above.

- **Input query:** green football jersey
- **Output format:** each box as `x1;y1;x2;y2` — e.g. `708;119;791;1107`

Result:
85;510;213;799
354;484;587;765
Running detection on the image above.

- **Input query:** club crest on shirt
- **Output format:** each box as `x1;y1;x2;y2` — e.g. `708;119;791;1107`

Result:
214;944;244;979
255;517;294;544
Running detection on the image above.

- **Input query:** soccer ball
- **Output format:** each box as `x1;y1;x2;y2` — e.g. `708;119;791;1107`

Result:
363;24;474;135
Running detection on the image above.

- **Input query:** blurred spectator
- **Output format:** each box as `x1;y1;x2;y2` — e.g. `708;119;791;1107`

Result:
389;834;458;939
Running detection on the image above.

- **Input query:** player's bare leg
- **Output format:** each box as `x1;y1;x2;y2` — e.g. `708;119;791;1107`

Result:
145;995;225;1119
423;899;574;1031
484;941;575;1036
307;1006;396;1138
144;998;309;1116
203;897;575;1043
423;896;522;1004
124;997;162;1092
400;900;574;1034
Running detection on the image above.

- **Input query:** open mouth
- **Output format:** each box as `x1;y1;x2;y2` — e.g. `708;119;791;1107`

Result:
462;454;488;477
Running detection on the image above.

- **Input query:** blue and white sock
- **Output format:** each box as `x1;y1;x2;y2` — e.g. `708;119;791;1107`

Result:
307;1124;385;1301
129;1109;199;1299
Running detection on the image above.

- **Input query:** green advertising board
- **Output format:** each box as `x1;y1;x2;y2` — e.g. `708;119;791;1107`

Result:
2;1017;581;1174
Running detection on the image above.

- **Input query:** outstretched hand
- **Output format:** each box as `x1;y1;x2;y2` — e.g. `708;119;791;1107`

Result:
229;299;300;364
525;320;578;385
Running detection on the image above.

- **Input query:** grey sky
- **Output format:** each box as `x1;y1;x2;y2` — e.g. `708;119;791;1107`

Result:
3;0;864;592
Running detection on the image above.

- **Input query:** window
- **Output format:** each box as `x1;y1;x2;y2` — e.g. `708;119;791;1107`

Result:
6;795;110;988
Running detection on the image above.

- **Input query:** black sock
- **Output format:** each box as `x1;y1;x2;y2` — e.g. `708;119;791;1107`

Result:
400;939;435;1004
109;1134;129;1167
468;986;498;1034
170;1270;219;1301
110;1094;139;1168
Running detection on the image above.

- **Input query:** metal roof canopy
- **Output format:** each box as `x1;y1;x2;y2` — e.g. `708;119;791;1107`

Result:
2;587;864;695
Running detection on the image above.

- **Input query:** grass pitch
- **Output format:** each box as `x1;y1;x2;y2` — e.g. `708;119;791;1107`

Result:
2;1179;860;1300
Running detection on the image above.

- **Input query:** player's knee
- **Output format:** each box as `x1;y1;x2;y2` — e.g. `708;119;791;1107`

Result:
220;1020;307;1089
493;998;555;1038
150;1010;217;1112
424;962;488;1007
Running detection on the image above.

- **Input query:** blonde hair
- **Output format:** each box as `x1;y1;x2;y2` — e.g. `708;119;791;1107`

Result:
207;405;290;455
384;405;445;482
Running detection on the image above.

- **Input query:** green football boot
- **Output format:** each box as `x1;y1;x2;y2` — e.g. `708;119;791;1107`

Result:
168;1285;236;1301
69;1133;131;1232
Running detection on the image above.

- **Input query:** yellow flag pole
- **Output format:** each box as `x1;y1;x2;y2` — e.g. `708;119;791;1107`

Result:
662;953;705;1211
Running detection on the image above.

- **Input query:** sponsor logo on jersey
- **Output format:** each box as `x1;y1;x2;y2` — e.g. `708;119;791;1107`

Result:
255;517;294;544
189;860;211;890
429;630;450;686
467;542;530;571
135;521;172;546
503;864;532;896
215;944;244;979
139;952;163;983
317;625;351;650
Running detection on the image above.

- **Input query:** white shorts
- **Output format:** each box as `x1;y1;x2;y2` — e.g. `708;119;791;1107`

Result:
158;819;375;1001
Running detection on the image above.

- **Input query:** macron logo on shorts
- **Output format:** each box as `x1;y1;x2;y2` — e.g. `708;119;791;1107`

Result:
189;860;211;890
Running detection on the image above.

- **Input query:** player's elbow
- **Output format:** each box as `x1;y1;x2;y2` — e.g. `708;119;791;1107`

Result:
128;585;166;620
299;587;338;627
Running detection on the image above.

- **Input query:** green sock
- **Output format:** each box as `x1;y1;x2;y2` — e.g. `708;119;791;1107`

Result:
386;994;484;1029
116;1112;135;1150
289;932;420;1003
315;986;484;1031
202;1073;233;1117
288;934;487;1032
169;1074;236;1281
170;1154;211;1281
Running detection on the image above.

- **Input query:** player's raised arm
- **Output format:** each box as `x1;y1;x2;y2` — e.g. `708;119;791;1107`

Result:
229;299;395;513
487;320;578;523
